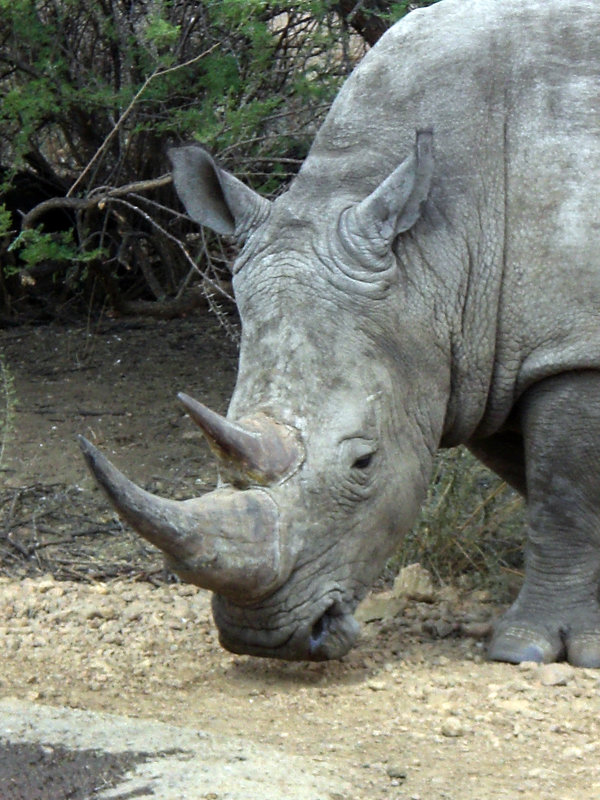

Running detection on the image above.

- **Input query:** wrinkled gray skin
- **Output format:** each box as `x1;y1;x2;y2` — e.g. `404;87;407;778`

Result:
83;0;600;665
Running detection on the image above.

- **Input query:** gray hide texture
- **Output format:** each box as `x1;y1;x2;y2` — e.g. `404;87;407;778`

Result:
85;0;600;666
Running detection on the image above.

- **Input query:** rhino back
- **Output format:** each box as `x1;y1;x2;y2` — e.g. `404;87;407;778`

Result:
296;0;600;204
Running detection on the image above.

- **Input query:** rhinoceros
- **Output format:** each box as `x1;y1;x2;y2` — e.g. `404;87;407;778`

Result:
80;0;600;666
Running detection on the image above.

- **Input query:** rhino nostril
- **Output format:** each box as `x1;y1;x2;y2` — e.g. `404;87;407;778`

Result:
310;617;329;652
309;602;340;652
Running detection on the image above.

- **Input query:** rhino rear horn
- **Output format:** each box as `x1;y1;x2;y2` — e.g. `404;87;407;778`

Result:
178;393;302;485
78;436;287;602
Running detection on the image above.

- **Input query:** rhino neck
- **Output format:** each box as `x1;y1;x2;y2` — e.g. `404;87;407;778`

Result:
423;231;509;447
383;193;509;450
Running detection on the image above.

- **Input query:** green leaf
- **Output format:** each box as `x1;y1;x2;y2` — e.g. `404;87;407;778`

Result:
7;228;105;271
0;204;13;239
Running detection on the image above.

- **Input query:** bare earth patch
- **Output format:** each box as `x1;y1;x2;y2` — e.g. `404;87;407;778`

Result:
1;315;600;799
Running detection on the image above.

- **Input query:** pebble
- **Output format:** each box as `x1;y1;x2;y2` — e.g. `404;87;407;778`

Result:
440;717;466;737
386;765;407;780
423;619;455;639
538;663;575;686
36;577;57;593
80;601;119;621
517;661;540;672
461;621;492;639
562;745;584;759
122;601;147;622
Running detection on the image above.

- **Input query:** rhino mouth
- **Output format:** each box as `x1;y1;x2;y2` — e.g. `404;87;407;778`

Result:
212;594;361;661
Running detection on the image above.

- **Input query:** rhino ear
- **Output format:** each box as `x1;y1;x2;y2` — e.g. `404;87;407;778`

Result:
168;145;271;241
343;130;433;256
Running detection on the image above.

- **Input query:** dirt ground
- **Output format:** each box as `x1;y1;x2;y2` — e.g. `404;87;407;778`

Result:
2;312;600;800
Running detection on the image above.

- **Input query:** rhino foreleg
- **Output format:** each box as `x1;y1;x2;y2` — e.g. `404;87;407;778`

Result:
489;372;600;667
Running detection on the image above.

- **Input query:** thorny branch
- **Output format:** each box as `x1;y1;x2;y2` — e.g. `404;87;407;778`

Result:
21;175;173;231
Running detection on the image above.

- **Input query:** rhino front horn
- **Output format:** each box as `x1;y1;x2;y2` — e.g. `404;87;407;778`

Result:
177;393;301;484
78;436;287;602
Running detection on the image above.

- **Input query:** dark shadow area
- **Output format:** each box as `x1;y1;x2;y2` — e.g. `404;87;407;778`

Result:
0;739;155;800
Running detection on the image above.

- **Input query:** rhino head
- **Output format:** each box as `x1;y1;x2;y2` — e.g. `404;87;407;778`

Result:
81;131;449;661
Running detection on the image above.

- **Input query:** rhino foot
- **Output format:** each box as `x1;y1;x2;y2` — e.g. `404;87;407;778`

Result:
488;623;562;665
562;632;600;669
489;614;600;668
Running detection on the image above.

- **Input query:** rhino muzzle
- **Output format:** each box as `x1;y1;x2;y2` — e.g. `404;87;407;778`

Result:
213;595;361;661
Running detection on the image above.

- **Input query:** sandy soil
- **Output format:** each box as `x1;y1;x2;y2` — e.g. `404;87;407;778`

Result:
1;314;600;800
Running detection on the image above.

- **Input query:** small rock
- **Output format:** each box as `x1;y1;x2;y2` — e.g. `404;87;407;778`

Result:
440;717;465;737
355;592;405;623
580;668;600;682
79;601;118;621
423;619;455;639
517;660;540;672
122;601;147;622
562;745;583;759
386;765;407;780
461;621;492;639
528;767;548;779
367;679;387;691
392;564;436;603
102;633;124;646
538;663;575;686
177;584;199;596
437;585;461;604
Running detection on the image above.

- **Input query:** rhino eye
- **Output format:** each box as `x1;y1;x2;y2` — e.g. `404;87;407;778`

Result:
352;452;374;470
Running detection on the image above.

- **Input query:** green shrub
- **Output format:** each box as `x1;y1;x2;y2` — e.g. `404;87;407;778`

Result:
0;1;437;315
0;1;360;311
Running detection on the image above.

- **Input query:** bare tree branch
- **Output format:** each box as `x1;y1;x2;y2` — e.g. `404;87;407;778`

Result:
336;0;390;45
21;174;173;230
